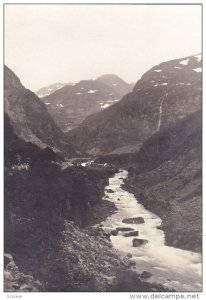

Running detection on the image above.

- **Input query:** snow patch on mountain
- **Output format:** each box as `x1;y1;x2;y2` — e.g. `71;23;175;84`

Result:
88;90;97;94
101;103;110;109
195;54;202;62
154;83;168;87
193;68;202;73
179;59;189;66
38;92;50;98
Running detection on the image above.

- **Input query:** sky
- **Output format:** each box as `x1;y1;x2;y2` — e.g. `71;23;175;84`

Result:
4;4;202;92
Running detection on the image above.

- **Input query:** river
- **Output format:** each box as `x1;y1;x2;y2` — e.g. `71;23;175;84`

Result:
101;170;202;292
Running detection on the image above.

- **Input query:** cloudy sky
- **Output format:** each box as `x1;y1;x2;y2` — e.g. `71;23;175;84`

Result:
5;4;202;92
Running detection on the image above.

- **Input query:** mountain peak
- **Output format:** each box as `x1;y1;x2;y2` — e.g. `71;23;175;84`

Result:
4;65;23;91
96;74;129;85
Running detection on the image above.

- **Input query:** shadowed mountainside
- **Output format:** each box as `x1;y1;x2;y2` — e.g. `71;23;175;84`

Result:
4;66;81;157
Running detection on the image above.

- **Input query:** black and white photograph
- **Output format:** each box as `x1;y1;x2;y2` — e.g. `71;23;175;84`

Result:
3;2;203;295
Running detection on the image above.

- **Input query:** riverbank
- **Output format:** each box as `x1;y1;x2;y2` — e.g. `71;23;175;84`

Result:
45;220;171;292
124;165;201;253
102;170;202;292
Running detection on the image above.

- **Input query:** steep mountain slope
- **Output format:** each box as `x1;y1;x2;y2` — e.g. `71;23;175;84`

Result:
36;82;73;98
68;54;202;156
124;110;202;252
42;74;133;132
4;113;57;167
4;66;80;157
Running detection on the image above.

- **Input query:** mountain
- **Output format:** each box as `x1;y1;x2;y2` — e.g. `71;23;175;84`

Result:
4;66;80;157
67;54;202;156
96;74;135;96
41;74;134;132
36;82;73;98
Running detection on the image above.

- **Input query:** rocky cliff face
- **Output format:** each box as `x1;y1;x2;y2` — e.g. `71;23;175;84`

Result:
4;66;80;157
68;54;201;156
41;74;133;132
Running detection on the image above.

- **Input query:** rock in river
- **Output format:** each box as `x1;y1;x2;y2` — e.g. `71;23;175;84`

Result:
124;231;139;237
140;271;152;279
111;229;119;236
116;227;134;232
132;238;148;247
106;189;114;193
122;217;145;224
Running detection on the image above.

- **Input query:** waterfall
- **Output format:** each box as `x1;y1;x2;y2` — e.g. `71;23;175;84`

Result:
156;92;168;132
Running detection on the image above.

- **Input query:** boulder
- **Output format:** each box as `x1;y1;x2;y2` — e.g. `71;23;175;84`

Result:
106;189;114;193
4;271;13;281
122;217;145;224
4;253;13;261
4;253;13;267
7;261;18;271
124;231;139;237
129;260;136;266
103;232;111;240
19;284;33;291
140;271;152;279
12;283;20;289
110;229;118;236
116;227;134;232
4;256;10;267
132;238;148;247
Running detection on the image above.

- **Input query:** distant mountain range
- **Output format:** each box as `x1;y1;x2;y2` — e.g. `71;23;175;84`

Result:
36;82;74;98
40;74;134;132
68;54;202;156
4;66;81;158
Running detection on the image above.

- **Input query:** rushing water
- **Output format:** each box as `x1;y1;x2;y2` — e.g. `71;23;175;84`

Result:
102;170;202;292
